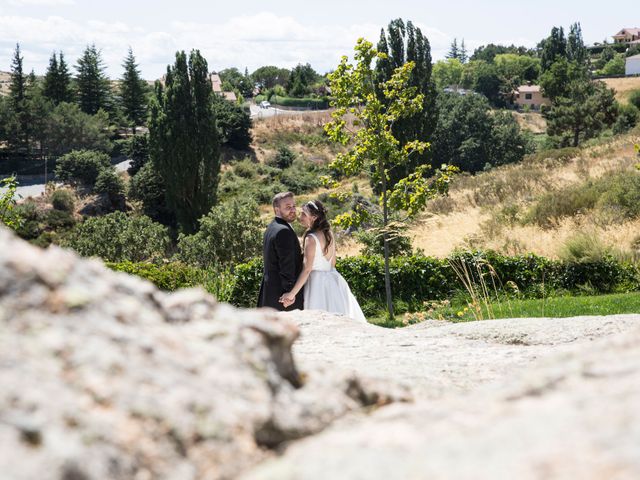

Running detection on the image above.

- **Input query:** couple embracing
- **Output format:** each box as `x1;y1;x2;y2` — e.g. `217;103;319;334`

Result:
257;192;366;322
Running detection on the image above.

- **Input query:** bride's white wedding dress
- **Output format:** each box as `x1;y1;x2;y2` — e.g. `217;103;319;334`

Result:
303;233;367;322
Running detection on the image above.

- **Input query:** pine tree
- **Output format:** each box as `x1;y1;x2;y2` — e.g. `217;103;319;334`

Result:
9;43;26;107
75;44;111;115
57;52;73;103
43;51;73;104
8;43;29;151
374;18;438;190
148;50;221;234
447;38;459;59
43;52;59;101
120;47;148;133
460;39;468;63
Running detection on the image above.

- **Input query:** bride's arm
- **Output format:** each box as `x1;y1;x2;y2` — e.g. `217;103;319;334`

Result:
280;235;316;304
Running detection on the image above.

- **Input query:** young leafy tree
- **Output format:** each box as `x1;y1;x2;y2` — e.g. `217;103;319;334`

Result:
148;50;221;234
75;44;112;115
119;47;148;133
325;38;457;318
375;18;438;189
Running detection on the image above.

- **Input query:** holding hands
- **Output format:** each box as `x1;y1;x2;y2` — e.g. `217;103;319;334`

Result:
279;292;296;308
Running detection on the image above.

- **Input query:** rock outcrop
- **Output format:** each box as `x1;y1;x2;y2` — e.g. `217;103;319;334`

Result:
0;228;408;480
244;314;640;479
2;226;639;480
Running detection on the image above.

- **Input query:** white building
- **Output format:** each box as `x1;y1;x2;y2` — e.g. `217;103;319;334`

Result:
626;54;640;75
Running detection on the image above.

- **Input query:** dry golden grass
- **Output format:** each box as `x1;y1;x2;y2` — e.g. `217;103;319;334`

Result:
406;129;640;259
600;77;640;104
512;111;547;134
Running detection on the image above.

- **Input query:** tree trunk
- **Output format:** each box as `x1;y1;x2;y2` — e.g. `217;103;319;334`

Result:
573;127;580;147
381;170;394;319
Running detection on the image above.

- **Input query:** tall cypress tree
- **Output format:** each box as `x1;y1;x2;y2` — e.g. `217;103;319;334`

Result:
149;50;220;234
120;47;148;133
75;44;111;115
9;43;26;106
375;18;438;189
43;51;73;104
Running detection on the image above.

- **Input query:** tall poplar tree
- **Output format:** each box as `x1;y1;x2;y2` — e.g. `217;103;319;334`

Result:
119;47;148;133
540;26;567;72
148;50;220;234
75;44;111;115
567;22;588;67
375;18;438;189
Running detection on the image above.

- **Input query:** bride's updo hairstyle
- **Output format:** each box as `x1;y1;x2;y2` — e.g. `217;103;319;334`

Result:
303;199;332;255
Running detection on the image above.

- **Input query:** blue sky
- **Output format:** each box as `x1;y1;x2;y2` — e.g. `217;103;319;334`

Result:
0;0;637;79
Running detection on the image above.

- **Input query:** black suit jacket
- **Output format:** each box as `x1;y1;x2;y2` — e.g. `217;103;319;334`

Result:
257;217;304;310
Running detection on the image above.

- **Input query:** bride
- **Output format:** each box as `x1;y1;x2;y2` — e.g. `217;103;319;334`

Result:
279;200;366;322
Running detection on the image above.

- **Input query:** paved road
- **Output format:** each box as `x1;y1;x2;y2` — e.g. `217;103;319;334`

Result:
1;159;132;200
249;104;328;119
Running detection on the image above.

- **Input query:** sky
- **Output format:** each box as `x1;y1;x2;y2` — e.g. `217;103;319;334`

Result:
0;0;637;80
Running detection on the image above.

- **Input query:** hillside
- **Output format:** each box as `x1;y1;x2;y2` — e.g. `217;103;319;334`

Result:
250;114;640;261
601;76;640;104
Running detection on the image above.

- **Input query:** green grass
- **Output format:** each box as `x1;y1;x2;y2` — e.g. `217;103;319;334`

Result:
368;292;640;328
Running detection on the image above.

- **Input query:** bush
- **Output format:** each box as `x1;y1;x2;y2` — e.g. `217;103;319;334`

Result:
356;225;413;257
128;162;174;226
268;145;296;169
51;189;75;212
213;97;252;150
126;134;150;176
45;209;76;230
524;181;602;227
628;90;640;111
559;232;611;263
106;261;203;291
255;95;328;109
227;250;639;311
176;199;263;268
45;103;112;156
55;150;111;186
64;211;170;262
613;104;639;134
94;168;125;198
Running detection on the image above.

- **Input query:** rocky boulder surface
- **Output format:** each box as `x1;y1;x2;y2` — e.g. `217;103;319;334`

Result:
0;227;408;480
2;226;639;480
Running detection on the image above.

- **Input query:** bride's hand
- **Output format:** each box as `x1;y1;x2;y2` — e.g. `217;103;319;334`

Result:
279;292;295;306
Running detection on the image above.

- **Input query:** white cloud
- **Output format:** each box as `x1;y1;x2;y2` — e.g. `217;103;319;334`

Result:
0;12;458;79
6;0;75;6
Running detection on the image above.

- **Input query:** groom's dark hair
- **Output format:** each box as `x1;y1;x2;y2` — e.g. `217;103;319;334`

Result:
272;191;294;210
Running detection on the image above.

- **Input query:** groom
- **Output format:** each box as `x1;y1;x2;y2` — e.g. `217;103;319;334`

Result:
257;192;304;311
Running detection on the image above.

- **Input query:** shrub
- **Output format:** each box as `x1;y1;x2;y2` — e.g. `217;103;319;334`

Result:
279;165;321;194
176;199;263;268
107;261;203;291
55;150;111;186
45;103;112;156
51;189;75;212
524;182;602;227
559;232;611;263
268;145;296;169
94;168;125;198
597;171;640;219
13;201;42;240
613;104;639;134
45;209;76;230
628;90;640;111
126;133;150;176
356;226;413;257
213;97;252;150
233;159;258;179
64;212;170;262
228;250;639;311
128;162;174;226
